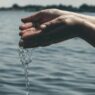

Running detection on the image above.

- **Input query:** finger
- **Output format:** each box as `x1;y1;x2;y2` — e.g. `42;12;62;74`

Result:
40;16;65;30
19;27;38;36
19;22;33;31
19;36;51;48
19;28;33;36
21;28;41;40
19;27;61;48
40;19;59;29
21;12;41;23
19;40;39;48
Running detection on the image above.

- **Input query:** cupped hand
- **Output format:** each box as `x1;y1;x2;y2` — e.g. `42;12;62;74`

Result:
19;15;86;48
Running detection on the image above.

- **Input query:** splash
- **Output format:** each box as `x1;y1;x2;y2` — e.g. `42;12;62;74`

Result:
19;47;33;95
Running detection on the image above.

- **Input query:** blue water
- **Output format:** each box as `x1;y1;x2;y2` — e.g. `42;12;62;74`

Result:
0;11;95;95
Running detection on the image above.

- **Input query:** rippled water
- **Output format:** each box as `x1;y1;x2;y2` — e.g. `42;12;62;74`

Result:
0;11;95;95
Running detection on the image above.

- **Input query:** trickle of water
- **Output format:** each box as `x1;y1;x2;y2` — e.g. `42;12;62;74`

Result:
19;47;33;95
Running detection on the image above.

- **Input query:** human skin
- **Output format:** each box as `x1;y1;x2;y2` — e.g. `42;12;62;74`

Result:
21;9;95;24
19;9;95;48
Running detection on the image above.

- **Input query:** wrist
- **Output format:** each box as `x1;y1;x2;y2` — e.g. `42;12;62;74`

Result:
60;10;95;24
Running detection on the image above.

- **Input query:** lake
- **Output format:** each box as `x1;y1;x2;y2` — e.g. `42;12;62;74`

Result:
0;11;95;95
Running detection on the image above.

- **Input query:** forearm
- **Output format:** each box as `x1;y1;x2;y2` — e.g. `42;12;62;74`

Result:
80;20;95;47
58;9;95;24
68;12;95;24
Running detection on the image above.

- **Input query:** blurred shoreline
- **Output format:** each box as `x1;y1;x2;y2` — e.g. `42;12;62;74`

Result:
0;4;95;12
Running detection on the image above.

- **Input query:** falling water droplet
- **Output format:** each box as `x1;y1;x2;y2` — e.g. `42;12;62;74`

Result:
19;46;33;95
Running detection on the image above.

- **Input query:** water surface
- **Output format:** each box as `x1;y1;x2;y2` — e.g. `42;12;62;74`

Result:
0;11;95;95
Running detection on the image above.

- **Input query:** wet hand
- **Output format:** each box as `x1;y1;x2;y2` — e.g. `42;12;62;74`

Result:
19;15;86;48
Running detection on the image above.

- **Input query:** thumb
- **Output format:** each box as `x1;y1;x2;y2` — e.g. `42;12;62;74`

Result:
40;18;60;29
40;16;67;29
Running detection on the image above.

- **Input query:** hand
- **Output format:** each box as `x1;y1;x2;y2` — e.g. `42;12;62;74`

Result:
19;9;95;48
19;15;87;48
21;9;64;26
21;8;95;26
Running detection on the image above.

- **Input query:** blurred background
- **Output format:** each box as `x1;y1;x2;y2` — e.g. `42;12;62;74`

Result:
1;0;95;12
0;0;95;7
0;0;95;95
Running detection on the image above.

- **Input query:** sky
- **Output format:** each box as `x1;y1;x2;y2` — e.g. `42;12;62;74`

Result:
0;0;95;8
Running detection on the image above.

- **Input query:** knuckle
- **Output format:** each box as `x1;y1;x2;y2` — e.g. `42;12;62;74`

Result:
57;16;65;22
57;16;68;25
51;8;58;11
50;8;59;12
58;17;63;21
49;21;53;25
44;23;50;27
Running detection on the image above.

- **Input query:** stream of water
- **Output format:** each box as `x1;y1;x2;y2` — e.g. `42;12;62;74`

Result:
19;47;33;95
